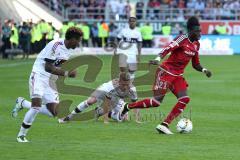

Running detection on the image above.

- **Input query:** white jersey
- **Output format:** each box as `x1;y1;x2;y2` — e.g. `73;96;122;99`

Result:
92;79;138;103
117;26;142;55
32;39;71;79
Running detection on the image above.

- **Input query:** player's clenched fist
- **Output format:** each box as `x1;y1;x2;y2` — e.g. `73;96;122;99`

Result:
203;69;212;78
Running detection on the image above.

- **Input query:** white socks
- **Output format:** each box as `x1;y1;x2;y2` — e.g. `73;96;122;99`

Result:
71;100;89;114
18;107;39;137
21;99;31;109
21;99;53;117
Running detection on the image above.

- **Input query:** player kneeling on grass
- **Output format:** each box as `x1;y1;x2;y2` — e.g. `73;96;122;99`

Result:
12;27;83;142
120;16;212;135
58;73;138;123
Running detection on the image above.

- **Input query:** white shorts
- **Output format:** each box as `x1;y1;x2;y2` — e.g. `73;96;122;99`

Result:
29;72;59;104
118;54;137;71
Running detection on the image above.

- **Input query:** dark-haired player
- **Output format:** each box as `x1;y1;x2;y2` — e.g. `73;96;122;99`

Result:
121;16;212;134
12;27;83;142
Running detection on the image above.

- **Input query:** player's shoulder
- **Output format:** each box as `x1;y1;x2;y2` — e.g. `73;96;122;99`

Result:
174;34;188;41
51;39;67;51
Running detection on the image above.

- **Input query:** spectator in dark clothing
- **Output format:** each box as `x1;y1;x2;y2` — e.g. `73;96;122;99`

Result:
1;20;12;59
90;22;99;47
19;22;31;59
108;21;118;43
136;0;144;19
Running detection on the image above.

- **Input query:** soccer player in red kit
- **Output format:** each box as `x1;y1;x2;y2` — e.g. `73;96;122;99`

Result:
121;16;212;134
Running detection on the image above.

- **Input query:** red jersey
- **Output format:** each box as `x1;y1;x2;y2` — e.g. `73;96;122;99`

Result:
159;34;200;75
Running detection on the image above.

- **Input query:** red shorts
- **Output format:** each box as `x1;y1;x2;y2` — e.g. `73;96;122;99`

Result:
152;68;188;96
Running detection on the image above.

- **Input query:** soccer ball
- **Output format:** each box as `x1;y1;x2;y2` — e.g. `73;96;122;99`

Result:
176;118;193;133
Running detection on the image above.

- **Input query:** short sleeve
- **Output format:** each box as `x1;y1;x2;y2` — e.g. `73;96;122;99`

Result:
192;41;200;67
137;32;142;42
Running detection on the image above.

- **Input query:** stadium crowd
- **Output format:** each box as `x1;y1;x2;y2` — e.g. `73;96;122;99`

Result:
40;0;240;20
0;17;229;59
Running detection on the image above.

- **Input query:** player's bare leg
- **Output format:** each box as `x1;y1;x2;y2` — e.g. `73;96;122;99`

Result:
17;98;41;142
46;103;59;117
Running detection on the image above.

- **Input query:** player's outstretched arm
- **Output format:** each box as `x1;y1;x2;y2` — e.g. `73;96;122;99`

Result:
149;35;184;65
102;97;112;124
193;64;212;78
45;61;77;78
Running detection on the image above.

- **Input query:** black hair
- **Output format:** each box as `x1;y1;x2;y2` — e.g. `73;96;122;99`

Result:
129;17;137;21
65;27;83;40
187;16;200;31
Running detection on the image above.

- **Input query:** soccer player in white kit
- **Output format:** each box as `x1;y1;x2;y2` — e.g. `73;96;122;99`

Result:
58;73;138;123
116;16;142;80
12;27;83;142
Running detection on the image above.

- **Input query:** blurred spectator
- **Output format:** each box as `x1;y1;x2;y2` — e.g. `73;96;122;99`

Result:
171;23;183;35
125;0;131;19
108;21;118;42
82;22;90;47
186;0;195;9
1;20;11;59
178;0;185;8
118;0;126;19
195;0;205;12
87;0;97;19
90;22;99;47
136;0;144;19
214;22;227;35
109;0;119;19
19;22;31;59
177;11;185;21
140;22;153;48
51;0;58;12
98;21;109;47
96;0;106;19
147;0;160;20
202;2;214;20
161;23;171;35
60;21;69;38
46;22;54;42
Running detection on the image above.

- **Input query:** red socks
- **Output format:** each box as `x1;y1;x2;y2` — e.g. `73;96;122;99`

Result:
163;96;190;125
128;98;160;109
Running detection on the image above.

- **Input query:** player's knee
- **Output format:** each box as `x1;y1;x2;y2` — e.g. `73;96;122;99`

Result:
150;98;160;107
87;97;97;105
178;96;190;104
154;96;163;103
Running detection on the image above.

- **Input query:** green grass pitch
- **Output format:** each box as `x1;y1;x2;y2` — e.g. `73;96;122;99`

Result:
0;55;239;160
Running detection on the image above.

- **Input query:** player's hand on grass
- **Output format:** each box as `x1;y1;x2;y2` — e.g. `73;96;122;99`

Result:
203;69;212;78
68;70;77;78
